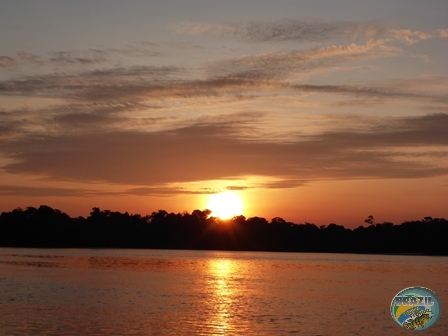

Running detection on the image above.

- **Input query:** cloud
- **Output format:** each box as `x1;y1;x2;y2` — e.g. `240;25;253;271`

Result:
2;114;448;187
389;29;432;44
2;38;437;113
1;65;446;143
0;101;162;138
0;56;15;67
1;18;447;201
225;186;248;191
52;111;169;130
0;50;102;68
0;52;43;68
255;180;308;189
0;184;219;198
291;83;448;105
0;65;186;102
48;51;108;66
1;58;445;155
2;40;394;104
0;70;271;113
0;44;163;69
47;100;167;131
0;185;103;197
188;110;266;126
174;19;385;42
84;65;185;78
375;76;448;91
53;111;126;129
174;19;447;50
438;29;448;38
121;186;216;196
207;39;398;80
0;108;45;139
224;179;307;190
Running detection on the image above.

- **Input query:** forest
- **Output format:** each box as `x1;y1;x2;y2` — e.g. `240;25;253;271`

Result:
0;205;447;255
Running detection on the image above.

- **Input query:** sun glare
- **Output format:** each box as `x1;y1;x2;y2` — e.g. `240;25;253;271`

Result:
207;191;243;219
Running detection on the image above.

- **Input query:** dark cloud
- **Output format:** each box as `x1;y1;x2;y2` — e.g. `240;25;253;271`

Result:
189;110;266;127
103;45;163;58
2;42;432;110
242;20;383;42
48;101;161;129
0;56;16;67
53;112;124;128
225;186;248;191
0;72;265;107
0;101;165;137
0;65;187;103
0;42;400;105
0;123;20;138
176;19;443;47
85;65;185;78
0;184;218;198
1;50;445;145
53;112;169;129
0;45;163;69
121;187;216;196
0;109;39;139
291;84;448;105
2;114;448;186
0;45;406;109
398;113;448;131
0;51;43;68
0;185;102;197
176;20;385;42
206;41;396;80
48;51;108;66
256;180;308;189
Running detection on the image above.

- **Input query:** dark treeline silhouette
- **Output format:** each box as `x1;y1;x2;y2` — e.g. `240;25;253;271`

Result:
0;205;447;255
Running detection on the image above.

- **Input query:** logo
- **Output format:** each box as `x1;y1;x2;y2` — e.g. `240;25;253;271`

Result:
391;286;442;330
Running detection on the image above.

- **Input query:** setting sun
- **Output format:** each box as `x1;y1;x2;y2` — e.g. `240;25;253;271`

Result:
206;191;243;219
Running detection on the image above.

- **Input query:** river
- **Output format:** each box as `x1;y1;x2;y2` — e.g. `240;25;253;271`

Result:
0;248;446;335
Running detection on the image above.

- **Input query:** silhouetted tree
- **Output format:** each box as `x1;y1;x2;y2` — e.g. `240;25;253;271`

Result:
0;205;447;255
364;215;375;225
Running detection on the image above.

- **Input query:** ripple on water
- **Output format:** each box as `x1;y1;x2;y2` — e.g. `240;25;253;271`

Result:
0;249;447;335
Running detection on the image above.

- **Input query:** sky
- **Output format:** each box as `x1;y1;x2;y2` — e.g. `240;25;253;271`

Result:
1;0;447;227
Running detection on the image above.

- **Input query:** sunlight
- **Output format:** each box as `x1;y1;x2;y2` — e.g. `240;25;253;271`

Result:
206;191;243;219
206;259;237;333
209;259;234;277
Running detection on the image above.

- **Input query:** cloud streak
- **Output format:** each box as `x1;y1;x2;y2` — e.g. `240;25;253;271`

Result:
291;83;448;105
0;39;424;113
206;39;398;80
174;19;385;42
0;44;164;70
0;185;102;197
2;114;448;188
0;52;44;68
174;19;446;46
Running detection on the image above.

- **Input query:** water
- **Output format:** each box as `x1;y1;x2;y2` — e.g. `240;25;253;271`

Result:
0;248;447;335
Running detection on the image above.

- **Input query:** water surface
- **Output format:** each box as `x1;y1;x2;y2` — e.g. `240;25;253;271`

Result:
0;248;447;335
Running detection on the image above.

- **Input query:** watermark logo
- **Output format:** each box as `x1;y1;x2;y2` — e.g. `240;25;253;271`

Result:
391;286;442;330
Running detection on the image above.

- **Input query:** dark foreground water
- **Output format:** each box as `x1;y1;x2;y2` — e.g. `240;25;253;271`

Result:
0;248;446;335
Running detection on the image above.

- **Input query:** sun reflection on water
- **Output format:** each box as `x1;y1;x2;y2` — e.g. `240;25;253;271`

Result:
206;259;240;335
210;259;233;277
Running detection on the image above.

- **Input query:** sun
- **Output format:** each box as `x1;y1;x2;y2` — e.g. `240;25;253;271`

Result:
206;191;243;219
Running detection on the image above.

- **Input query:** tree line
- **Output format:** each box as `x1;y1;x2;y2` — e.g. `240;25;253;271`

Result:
0;205;446;255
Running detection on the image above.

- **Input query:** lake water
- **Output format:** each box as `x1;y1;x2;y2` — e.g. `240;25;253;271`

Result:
0;248;447;335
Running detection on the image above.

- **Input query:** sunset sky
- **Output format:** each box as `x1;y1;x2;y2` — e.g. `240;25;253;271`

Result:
1;0;447;227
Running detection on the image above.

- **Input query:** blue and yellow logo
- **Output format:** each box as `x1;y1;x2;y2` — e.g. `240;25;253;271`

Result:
391;286;442;330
